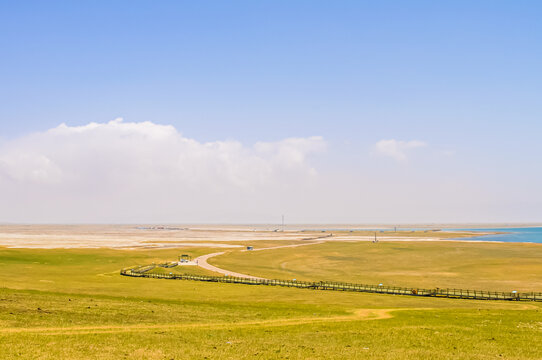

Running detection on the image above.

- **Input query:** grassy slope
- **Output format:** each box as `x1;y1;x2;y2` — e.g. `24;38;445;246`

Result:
0;245;541;359
211;241;542;292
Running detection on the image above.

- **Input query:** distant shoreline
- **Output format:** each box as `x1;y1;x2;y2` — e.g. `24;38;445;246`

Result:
0;224;540;249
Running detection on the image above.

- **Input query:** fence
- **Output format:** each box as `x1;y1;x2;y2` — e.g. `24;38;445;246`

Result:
120;264;542;302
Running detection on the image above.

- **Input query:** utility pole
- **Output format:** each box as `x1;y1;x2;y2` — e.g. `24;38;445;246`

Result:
281;214;285;232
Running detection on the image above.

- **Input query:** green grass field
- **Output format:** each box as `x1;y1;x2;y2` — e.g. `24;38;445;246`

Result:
1;242;542;359
211;241;542;292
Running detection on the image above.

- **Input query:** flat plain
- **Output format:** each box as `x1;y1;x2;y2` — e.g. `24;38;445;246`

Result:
1;225;541;359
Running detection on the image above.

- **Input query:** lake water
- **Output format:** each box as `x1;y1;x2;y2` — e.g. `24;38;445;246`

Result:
301;227;542;244
449;227;542;244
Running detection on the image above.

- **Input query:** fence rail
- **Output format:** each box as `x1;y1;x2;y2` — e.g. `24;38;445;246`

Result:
120;264;542;302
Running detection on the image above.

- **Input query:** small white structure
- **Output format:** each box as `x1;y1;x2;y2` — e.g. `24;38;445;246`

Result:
178;261;198;266
177;254;198;266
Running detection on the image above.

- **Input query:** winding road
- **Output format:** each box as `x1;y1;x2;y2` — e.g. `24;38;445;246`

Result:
194;234;332;279
194;252;265;280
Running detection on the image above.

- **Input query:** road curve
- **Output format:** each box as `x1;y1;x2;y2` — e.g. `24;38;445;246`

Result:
194;235;332;280
194;252;265;280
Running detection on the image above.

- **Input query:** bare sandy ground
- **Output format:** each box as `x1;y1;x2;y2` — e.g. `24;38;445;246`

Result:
0;225;313;249
0;224;509;249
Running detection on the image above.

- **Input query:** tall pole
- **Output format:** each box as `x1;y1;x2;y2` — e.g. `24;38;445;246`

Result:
281;214;284;232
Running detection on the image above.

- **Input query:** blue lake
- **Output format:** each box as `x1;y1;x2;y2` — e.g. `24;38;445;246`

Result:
449;227;542;244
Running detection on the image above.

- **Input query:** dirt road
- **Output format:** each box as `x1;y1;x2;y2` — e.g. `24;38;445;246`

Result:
194;235;331;279
193;252;265;279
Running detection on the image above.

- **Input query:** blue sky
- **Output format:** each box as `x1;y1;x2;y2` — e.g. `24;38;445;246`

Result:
1;1;541;223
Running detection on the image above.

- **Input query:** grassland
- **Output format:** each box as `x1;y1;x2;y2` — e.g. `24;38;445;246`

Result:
148;264;221;277
211;241;542;292
1;230;542;359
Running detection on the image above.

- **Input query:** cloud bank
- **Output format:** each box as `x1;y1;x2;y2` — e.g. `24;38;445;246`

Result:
1;121;539;224
374;139;427;161
0;119;326;222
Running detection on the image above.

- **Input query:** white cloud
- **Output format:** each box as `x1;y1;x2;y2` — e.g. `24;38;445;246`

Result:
0;119;326;222
374;139;427;161
2;122;538;224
